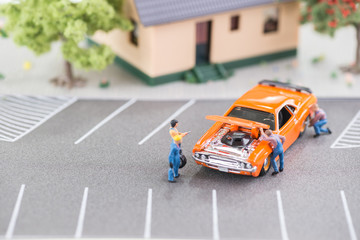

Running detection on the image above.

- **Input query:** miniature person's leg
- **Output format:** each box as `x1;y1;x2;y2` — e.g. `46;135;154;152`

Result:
174;157;180;177
168;168;174;181
318;119;329;133
270;152;279;172
313;122;321;135
279;151;284;171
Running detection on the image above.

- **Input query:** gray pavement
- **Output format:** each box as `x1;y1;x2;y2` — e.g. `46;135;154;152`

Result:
0;98;360;239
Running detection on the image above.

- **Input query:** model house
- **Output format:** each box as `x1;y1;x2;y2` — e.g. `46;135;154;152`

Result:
92;0;299;85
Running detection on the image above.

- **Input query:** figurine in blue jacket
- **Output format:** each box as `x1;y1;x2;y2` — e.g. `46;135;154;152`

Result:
168;135;182;183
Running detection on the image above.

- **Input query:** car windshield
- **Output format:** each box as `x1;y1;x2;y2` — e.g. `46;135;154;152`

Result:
227;106;275;130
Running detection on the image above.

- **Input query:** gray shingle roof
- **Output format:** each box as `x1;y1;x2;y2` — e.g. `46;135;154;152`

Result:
134;0;294;27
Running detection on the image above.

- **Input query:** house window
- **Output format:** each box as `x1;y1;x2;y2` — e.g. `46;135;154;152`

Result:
130;19;138;46
264;7;279;33
230;15;240;31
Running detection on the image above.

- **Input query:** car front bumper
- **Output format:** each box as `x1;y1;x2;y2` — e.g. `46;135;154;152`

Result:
192;154;257;174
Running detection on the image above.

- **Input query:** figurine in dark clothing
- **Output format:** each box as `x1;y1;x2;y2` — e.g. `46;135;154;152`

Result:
260;128;286;176
309;104;332;138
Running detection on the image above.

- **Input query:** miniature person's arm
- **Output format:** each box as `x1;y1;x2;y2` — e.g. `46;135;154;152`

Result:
259;128;274;148
279;135;286;144
170;129;188;138
180;132;189;137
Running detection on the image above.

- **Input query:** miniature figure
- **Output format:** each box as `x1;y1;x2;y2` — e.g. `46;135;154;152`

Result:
169;119;189;169
169;119;189;143
309;104;332;138
168;135;182;183
260;128;286;175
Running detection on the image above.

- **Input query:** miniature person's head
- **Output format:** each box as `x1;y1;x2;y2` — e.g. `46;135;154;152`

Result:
170;119;178;128
173;134;182;144
311;104;319;111
265;129;273;137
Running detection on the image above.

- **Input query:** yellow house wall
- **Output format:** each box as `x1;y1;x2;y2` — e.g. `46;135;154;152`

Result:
92;1;299;77
92;0;156;76
210;1;299;63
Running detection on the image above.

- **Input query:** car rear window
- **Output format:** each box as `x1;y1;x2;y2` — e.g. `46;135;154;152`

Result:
227;106;275;130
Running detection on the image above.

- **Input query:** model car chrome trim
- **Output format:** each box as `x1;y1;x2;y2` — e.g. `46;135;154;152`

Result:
204;149;248;162
193;154;257;173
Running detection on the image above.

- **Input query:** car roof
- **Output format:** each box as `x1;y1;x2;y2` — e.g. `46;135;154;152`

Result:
233;84;309;113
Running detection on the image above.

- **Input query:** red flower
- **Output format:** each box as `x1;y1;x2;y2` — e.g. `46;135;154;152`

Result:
326;9;335;14
342;9;350;17
349;2;356;10
327;0;338;5
328;20;337;28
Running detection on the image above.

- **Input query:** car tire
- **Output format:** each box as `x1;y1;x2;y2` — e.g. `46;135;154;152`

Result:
259;154;272;176
298;115;309;138
179;154;187;168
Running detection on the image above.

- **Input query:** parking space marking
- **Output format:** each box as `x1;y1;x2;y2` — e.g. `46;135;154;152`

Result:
0;95;77;142
276;191;289;240
138;99;196;145
144;189;152;239
75;187;89;238
341;191;358;240
6;184;25;239
212;190;220;240
331;110;360;148
74;99;136;144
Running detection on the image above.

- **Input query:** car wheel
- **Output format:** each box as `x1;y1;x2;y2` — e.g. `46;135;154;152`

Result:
179;154;187;168
259;154;271;176
298;115;309;138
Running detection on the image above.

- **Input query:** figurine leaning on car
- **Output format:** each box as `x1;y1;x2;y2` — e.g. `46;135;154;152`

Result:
260;128;286;176
309;104;332;138
168;135;182;183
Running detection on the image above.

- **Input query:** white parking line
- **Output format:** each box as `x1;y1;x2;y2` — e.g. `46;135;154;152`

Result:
212;190;220;240
138;99;196;145
276;191;289;240
6;184;25;239
74;99;136;144
14;95;61;108
75;187;89;238
331;110;360;148
144;188;152;239
0;96;77;142
340;191;358;240
5;96;57;111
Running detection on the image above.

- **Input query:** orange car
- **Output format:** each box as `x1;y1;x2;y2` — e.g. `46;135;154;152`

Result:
192;80;317;177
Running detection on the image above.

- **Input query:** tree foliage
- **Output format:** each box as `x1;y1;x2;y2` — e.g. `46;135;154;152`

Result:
301;0;360;37
0;0;133;71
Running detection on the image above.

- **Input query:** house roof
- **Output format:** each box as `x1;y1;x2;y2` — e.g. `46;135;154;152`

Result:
133;0;294;27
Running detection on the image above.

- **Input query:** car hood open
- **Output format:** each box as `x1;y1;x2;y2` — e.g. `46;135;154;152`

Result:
206;115;270;130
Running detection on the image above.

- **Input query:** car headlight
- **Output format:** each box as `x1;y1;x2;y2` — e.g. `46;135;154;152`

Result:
201;154;207;161
195;153;200;158
246;163;252;169
240;162;245;169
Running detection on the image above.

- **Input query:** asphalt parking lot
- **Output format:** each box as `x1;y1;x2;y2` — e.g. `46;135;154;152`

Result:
0;97;360;240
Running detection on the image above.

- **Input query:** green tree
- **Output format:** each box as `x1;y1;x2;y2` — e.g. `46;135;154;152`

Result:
301;0;360;73
0;0;132;87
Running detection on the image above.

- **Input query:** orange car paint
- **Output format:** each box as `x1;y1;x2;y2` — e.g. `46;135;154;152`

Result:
193;83;317;177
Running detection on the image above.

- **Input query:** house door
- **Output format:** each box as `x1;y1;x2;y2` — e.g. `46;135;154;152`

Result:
196;21;212;65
